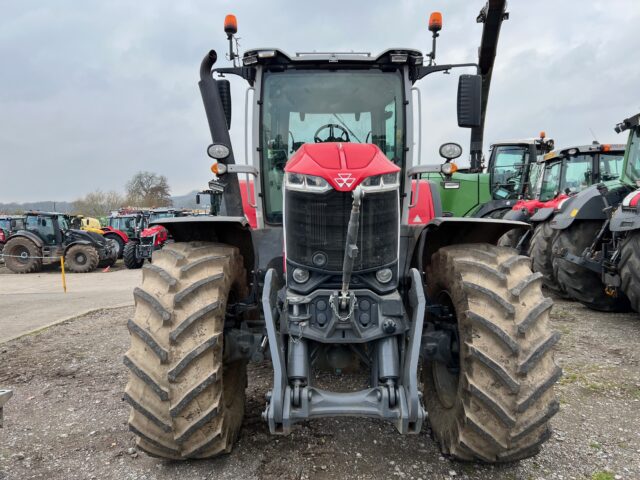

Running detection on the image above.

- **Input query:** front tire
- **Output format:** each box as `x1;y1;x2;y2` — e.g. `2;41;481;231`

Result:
552;221;631;312
65;244;100;273
618;231;640;313
3;237;42;273
123;240;144;269
123;242;248;459
423;244;561;463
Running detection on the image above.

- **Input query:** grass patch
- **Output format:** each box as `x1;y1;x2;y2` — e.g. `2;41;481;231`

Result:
589;441;601;450
591;471;615;480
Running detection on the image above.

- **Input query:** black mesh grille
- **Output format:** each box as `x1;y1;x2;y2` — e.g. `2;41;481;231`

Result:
285;188;398;272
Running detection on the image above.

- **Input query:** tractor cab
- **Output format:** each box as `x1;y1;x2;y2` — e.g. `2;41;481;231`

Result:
487;135;554;201
526;142;626;213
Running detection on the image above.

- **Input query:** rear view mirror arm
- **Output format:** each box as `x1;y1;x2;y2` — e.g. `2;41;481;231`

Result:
413;63;479;82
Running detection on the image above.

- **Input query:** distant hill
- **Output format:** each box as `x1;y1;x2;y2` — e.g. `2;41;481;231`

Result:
0;192;201;215
0;200;74;214
170;191;199;209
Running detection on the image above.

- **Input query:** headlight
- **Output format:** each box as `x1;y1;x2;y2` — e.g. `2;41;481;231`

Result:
376;268;393;284
292;268;310;283
207;143;230;160
360;172;400;192
285;173;331;192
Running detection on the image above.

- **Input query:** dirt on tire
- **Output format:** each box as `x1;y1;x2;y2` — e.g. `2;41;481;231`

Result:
424;244;560;462
65;244;99;273
2;236;42;273
123;241;248;459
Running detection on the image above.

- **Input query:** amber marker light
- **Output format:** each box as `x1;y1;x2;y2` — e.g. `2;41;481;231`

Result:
429;12;442;32
224;14;238;35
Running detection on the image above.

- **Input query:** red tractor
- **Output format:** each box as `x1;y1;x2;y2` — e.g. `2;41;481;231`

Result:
122;208;188;269
123;6;561;464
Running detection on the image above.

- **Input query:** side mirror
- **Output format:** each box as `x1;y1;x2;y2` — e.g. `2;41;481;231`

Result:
196;194;201;205
217;79;232;129
457;74;482;128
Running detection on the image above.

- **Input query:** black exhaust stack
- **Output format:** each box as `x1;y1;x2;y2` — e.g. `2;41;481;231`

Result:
198;50;244;217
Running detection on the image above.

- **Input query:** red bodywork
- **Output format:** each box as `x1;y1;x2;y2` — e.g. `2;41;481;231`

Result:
408;180;437;225
101;226;129;243
510;193;569;216
285;143;400;191
141;225;169;247
239;179;257;229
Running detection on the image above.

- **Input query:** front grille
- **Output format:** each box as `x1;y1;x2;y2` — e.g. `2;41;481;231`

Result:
285;188;398;272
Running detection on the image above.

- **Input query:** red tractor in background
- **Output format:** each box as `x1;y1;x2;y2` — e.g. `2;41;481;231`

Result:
122;208;189;269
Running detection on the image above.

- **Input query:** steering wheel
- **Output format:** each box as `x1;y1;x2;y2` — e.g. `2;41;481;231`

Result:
314;124;350;143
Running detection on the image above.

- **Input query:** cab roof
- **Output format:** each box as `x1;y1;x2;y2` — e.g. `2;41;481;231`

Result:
241;48;424;67
541;143;626;163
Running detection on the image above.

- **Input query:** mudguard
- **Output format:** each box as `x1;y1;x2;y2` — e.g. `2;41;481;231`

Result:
408;180;442;224
550;184;631;230
471;199;516;218
530;207;555;223
152;216;256;273
503;208;530;222
63;239;95;255
610;206;640;232
7;230;44;248
102;227;129;243
416;217;530;268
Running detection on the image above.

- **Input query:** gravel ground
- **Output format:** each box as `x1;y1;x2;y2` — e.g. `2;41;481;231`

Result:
1;297;639;480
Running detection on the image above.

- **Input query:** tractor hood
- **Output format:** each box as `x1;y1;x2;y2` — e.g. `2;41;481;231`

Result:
67;229;107;246
284;143;399;192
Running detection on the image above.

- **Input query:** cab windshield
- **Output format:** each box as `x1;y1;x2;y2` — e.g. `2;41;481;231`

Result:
57;215;70;231
260;69;405;223
149;212;173;223
599;152;625;182
538;161;562;202
626;128;640;183
490;145;529;200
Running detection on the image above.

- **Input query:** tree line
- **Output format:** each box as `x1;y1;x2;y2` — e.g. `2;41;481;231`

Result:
73;171;172;217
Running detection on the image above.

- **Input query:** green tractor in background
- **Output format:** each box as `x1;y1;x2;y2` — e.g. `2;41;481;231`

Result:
428;134;554;217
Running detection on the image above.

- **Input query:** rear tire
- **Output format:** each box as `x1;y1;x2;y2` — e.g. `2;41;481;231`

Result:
104;233;125;258
124;241;144;269
497;228;527;249
528;222;565;297
124;241;248;459
619;231;640;313
65;244;100;273
423;244;560;463
552;221;631;312
3;237;42;273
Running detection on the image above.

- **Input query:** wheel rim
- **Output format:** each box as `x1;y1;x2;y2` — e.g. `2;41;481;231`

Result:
76;253;87;265
14;246;30;265
430;290;461;410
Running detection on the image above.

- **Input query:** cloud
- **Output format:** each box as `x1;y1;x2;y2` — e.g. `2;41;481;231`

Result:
0;0;638;202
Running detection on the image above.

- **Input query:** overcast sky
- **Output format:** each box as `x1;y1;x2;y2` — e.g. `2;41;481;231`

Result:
1;0;638;202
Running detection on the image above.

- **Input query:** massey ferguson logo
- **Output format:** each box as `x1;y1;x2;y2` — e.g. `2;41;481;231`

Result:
335;173;355;188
